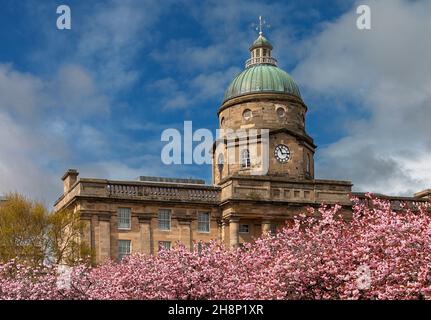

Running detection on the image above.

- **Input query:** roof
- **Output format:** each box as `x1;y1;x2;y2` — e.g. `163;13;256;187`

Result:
223;64;301;102
250;34;273;50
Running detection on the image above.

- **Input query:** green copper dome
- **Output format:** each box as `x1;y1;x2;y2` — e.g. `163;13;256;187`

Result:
224;64;301;102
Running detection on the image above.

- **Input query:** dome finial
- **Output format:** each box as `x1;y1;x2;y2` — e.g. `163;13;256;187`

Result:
258;16;263;35
256;16;269;36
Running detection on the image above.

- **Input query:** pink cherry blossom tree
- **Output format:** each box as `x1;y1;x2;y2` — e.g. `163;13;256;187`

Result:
1;194;431;300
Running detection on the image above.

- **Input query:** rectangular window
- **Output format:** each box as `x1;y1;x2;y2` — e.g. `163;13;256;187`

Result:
158;209;171;231
197;212;210;233
241;149;251;169
118;207;131;230
118;240;131;261
239;224;249;233
159;241;171;251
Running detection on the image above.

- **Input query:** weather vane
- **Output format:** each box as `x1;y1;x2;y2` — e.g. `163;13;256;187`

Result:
252;16;270;35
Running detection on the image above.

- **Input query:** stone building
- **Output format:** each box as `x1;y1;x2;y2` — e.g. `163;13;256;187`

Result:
54;31;430;264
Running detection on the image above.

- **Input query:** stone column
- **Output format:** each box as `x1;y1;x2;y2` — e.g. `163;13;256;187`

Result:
217;220;223;242
221;220;227;245
178;218;192;250
262;219;271;235
98;213;111;262
138;215;152;255
229;218;239;248
80;213;92;250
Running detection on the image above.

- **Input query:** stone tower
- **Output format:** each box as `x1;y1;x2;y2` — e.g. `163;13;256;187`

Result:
213;30;315;184
54;20;358;260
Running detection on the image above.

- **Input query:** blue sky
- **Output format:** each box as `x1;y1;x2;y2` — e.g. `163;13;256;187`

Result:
1;0;431;206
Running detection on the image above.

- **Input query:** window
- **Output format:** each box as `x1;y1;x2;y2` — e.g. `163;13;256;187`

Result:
159;241;171;251
241;149;251;169
256;49;260;57
158;209;171;231
242;109;252;121
118;240;131;261
118;207;131;230
198;212;210;232
239;224;249;233
263;49;267;56
276;107;286;118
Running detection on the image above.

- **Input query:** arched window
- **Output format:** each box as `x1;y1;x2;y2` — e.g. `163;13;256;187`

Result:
241;149;251;169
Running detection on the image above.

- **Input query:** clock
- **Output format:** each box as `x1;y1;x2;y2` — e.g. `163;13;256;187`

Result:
274;144;290;163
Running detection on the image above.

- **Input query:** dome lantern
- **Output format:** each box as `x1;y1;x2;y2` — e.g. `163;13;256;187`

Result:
246;16;277;68
223;17;301;103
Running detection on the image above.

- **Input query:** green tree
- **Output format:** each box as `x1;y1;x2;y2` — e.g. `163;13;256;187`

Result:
48;208;93;265
0;193;91;266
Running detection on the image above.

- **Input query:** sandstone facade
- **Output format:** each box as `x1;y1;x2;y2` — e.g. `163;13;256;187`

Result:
54;32;430;264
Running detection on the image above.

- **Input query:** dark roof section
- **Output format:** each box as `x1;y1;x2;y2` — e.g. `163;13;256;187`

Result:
138;176;206;185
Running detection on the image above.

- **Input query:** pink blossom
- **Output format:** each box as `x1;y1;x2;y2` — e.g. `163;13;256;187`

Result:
1;195;431;300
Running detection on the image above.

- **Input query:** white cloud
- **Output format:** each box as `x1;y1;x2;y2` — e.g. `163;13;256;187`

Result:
0;113;64;205
0;62;111;205
52;65;110;115
293;0;431;195
0;0;169;205
0;64;46;116
151;67;240;110
76;0;167;92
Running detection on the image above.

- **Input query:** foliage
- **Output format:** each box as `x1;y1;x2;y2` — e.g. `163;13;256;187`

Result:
1;194;431;300
0;193;91;266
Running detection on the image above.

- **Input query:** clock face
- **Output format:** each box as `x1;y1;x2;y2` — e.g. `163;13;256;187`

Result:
274;144;291;163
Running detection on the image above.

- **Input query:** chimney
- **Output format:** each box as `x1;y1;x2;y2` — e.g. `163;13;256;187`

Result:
62;169;79;194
